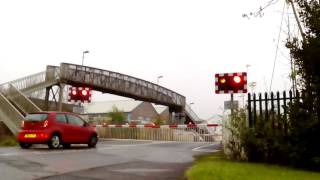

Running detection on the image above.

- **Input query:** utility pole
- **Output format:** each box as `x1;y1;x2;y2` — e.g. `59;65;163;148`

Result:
288;0;306;41
230;93;234;116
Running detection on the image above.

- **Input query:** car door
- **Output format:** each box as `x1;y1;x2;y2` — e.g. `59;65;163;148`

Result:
66;114;90;143
55;113;72;142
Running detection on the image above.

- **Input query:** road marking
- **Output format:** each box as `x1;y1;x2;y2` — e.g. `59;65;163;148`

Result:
192;143;221;153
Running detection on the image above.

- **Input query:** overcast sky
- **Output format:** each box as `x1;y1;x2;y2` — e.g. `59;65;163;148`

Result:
0;0;299;119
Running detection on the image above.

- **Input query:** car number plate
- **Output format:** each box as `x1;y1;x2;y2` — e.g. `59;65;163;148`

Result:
24;134;36;138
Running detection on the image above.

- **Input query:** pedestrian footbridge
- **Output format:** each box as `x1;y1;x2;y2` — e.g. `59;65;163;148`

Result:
0;63;201;135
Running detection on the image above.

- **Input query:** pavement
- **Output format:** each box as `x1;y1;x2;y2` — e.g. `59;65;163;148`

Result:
0;139;221;180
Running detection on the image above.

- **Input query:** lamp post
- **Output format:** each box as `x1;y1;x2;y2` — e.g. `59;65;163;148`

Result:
157;75;163;84
82;50;89;66
189;102;195;106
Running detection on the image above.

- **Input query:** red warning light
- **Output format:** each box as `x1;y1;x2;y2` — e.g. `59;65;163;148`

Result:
81;90;88;96
68;87;92;103
220;78;226;84
72;90;77;96
215;72;247;94
233;76;241;84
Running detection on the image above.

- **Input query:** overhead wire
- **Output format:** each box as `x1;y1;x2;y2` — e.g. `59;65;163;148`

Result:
269;0;287;92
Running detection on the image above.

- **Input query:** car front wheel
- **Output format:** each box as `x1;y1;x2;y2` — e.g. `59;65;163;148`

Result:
48;134;61;149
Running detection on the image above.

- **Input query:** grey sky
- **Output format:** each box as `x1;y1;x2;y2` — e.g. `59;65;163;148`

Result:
0;0;299;119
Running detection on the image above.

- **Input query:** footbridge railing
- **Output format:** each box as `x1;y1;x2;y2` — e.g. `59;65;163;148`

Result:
0;66;60;96
60;63;186;111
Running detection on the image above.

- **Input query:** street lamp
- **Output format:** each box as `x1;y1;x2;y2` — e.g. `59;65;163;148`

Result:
189;102;195;106
157;75;163;84
82;50;89;66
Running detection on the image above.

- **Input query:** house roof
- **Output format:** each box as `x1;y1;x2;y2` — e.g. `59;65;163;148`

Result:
84;100;143;114
153;105;168;114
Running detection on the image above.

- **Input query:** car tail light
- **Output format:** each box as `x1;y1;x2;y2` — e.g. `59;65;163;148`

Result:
39;133;48;139
21;121;24;128
43;120;49;128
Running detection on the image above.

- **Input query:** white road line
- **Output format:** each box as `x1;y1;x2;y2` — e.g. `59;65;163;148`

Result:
192;143;220;153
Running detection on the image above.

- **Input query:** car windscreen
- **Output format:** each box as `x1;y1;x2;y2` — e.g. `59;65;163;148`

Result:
25;113;48;122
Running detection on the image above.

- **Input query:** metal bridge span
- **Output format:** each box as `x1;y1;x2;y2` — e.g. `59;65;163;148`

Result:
0;63;201;135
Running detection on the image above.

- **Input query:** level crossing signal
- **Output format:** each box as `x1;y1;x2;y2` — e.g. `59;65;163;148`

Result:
215;72;247;94
68;87;92;103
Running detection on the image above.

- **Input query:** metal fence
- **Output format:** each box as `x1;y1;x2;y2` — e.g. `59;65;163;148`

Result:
247;90;299;128
96;124;221;143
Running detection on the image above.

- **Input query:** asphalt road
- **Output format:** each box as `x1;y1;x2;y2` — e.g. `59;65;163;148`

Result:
0;140;221;180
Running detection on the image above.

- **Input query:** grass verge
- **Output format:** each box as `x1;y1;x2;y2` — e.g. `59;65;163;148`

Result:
186;152;320;180
0;136;18;147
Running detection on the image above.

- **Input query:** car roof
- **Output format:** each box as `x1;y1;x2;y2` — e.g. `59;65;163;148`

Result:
29;111;79;115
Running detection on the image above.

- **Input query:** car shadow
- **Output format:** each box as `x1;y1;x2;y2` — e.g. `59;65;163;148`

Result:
24;144;93;151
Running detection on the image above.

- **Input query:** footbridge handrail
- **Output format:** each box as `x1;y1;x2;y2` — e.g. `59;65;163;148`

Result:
60;63;186;111
0;66;60;95
185;104;202;123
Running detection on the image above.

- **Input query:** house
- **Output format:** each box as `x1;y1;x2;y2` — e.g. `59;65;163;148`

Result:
153;105;170;121
83;100;159;124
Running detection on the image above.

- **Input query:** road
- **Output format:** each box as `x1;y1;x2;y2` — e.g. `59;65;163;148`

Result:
0;140;221;180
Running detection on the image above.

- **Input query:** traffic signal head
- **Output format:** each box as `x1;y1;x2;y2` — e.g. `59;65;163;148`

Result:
68;87;92;103
215;72;247;94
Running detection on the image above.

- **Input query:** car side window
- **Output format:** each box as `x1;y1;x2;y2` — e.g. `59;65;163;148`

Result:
56;114;67;124
67;115;85;127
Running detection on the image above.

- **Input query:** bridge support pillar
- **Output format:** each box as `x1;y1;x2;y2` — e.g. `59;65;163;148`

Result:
58;83;66;111
44;87;50;111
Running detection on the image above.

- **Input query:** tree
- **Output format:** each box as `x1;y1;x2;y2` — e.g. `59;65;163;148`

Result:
285;0;320;170
153;117;165;125
107;106;126;125
287;0;320;118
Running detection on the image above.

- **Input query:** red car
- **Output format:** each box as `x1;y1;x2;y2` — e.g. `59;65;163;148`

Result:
18;112;98;149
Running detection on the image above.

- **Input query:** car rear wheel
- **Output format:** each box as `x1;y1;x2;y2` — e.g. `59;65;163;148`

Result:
19;142;32;149
48;134;61;149
88;135;98;148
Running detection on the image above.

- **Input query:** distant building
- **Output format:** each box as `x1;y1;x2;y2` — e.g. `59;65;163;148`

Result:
153;105;170;121
83;100;159;124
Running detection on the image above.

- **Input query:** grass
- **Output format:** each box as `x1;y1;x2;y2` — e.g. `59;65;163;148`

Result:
0;136;18;147
186;152;320;180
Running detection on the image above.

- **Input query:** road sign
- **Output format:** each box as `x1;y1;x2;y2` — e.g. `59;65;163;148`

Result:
215;72;247;94
224;100;239;110
73;106;84;114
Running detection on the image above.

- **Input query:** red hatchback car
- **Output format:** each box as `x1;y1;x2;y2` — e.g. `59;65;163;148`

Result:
18;112;98;149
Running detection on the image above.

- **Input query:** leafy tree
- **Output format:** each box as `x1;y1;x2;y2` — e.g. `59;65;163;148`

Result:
286;0;320;119
285;0;320;169
153;117;165;125
107;106;125;125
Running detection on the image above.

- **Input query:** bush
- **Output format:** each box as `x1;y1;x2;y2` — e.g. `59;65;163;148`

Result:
107;106;126;125
0;136;18;147
225;99;320;170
